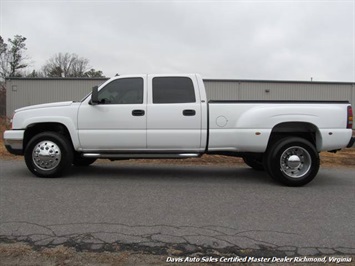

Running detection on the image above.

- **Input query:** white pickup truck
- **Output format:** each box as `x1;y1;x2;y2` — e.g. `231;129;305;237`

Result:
4;74;355;186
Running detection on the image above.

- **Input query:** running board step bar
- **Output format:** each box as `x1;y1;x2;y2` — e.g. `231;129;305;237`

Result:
82;153;201;159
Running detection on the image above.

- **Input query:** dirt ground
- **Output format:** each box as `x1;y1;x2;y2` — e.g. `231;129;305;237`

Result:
0;243;170;266
1;243;354;266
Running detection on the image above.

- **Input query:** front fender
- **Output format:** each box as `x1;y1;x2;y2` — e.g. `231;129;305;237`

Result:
12;104;80;149
24;117;80;149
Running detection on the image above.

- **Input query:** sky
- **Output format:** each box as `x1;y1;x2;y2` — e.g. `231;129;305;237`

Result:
0;0;354;81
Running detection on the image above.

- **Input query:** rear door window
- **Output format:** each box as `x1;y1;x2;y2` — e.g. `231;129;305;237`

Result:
152;77;196;104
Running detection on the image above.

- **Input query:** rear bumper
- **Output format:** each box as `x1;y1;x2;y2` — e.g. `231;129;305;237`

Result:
3;130;25;155
347;137;355;148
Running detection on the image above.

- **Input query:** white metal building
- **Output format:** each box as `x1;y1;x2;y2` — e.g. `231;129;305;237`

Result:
5;78;108;116
5;77;355;128
204;79;355;102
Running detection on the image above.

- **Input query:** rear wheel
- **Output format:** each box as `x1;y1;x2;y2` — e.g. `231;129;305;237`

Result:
25;132;73;178
264;137;319;186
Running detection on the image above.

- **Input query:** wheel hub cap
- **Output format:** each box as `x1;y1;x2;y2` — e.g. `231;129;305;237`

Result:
287;155;301;168
32;141;61;171
280;146;312;178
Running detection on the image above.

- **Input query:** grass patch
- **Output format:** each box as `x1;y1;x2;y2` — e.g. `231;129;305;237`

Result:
320;148;355;167
0;116;15;159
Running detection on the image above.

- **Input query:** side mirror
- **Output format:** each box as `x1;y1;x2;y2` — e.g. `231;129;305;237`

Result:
90;86;99;105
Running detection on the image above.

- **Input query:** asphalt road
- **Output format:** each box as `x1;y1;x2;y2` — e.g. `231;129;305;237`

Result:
0;159;354;257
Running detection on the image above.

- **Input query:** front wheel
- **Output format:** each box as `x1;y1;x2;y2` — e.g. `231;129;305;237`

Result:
264;137;320;186
24;132;73;178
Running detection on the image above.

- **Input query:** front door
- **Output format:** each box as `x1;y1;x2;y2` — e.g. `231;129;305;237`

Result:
78;76;147;151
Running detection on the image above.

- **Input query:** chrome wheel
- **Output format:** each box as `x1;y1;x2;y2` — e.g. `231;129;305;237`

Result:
32;141;61;171
280;146;311;178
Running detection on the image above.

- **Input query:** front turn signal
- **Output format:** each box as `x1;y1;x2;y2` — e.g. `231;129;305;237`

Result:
347;106;353;129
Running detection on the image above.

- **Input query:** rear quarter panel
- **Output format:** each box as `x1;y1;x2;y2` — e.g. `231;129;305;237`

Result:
208;102;351;152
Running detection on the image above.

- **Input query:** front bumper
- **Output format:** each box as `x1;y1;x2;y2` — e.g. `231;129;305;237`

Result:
3;130;25;155
347;137;355;148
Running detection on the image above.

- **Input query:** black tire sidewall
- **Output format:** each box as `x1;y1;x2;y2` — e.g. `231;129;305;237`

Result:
73;154;97;166
266;137;319;186
243;156;264;171
25;132;73;178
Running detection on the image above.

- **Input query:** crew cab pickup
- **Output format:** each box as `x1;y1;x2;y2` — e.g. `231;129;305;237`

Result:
4;74;355;186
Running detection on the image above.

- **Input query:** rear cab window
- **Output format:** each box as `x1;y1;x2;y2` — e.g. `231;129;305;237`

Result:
152;77;196;104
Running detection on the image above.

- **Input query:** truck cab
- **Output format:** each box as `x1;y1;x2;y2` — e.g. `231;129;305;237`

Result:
77;74;208;152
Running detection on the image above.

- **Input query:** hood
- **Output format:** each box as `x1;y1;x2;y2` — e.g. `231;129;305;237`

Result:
15;101;74;112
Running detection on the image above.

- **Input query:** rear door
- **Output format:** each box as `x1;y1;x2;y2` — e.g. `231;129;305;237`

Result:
147;75;202;151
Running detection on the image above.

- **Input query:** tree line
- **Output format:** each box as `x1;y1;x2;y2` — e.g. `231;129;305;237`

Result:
0;35;105;80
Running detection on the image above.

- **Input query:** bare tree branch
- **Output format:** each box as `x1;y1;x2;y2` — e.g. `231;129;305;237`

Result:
42;53;95;77
0;35;29;80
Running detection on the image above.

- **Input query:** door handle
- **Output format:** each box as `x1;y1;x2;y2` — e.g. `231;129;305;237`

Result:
132;110;145;116
183;109;196;116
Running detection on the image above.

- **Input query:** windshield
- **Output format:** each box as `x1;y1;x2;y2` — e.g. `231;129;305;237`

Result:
81;90;93;102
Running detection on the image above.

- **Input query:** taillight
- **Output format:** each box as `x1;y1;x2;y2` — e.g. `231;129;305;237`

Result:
347;106;353;129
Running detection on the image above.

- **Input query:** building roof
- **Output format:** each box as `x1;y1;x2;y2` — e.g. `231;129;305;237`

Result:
5;76;355;85
5;77;109;81
203;78;355;85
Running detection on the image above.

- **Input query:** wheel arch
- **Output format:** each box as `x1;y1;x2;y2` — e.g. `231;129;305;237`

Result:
24;122;76;151
267;122;322;151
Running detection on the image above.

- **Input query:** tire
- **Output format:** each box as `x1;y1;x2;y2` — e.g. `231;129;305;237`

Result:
264;137;319;186
73;154;97;166
24;132;73;178
243;155;264;171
